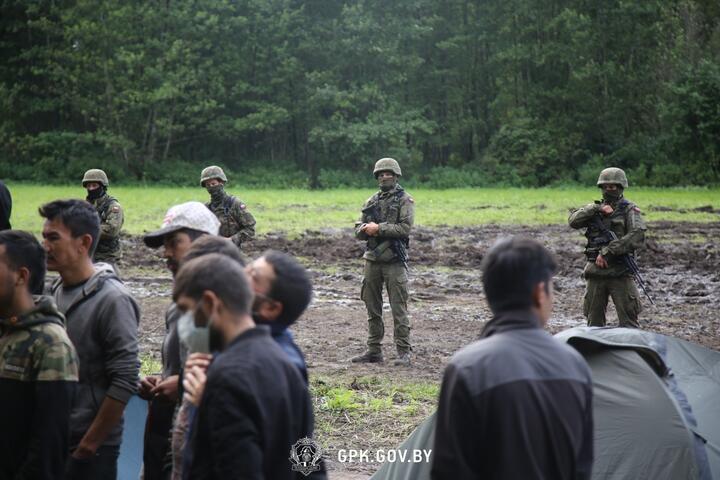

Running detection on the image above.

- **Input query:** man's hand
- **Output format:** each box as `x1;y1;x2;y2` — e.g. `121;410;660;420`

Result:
595;255;608;268
72;442;98;460
600;205;614;216
183;366;208;407
185;352;213;373
139;375;159;400
151;375;179;402
361;222;380;236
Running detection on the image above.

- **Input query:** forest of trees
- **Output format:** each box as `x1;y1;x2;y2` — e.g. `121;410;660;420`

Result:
1;0;719;187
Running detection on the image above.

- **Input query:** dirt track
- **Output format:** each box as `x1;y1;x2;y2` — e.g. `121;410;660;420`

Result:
121;222;720;478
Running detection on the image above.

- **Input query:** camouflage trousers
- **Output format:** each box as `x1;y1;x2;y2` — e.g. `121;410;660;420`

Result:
583;275;642;328
361;260;411;354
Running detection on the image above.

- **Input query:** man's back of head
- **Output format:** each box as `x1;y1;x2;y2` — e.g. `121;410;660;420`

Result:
481;237;557;323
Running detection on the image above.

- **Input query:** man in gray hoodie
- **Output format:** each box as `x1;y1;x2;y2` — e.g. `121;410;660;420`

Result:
40;199;140;479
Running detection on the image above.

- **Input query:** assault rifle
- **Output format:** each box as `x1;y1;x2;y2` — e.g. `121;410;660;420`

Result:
360;202;409;271
591;215;655;306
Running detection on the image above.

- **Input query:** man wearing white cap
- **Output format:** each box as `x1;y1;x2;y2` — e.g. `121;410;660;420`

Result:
139;202;220;480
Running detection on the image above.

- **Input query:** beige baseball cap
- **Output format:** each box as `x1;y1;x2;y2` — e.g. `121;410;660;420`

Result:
143;201;220;248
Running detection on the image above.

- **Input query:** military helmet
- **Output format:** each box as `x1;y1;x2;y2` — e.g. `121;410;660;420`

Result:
597;167;628;189
373;157;402;177
200;165;228;186
82;169;109;187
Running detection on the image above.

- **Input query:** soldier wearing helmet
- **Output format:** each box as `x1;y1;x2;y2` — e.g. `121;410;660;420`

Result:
569;167;647;327
352;158;415;366
82;169;124;266
200;166;256;249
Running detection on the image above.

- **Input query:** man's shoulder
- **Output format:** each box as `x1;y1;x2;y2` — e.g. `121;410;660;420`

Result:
449;330;589;389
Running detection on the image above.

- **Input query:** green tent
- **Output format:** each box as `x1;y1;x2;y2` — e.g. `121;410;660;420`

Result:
371;327;719;480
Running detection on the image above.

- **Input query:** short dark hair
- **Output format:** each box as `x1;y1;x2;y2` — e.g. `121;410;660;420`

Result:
0;230;47;295
264;250;312;327
182;228;207;243
173;253;252;316
182;236;245;267
39;199;101;255
481;237;557;313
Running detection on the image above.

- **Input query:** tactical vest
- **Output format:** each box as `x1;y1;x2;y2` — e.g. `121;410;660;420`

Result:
95;195;121;255
365;190;407;246
584;199;632;262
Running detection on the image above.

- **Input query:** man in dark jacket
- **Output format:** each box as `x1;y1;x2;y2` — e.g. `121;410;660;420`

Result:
0;230;78;479
40;199;140;479
173;254;324;480
432;237;593;480
0;179;11;230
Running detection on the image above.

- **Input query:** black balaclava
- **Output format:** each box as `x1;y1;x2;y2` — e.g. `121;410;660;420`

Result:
207;184;225;204
602;186;623;203
86;186;106;202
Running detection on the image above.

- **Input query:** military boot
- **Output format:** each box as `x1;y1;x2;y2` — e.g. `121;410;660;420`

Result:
393;351;411;367
351;351;384;363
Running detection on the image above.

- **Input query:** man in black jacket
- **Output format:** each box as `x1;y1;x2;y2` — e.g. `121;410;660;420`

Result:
432;237;593;480
173;254;325;480
0;179;11;230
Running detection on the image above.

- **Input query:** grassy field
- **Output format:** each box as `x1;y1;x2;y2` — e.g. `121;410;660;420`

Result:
8;184;720;235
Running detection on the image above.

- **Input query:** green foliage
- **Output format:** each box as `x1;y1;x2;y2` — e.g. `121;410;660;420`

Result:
1;0;719;186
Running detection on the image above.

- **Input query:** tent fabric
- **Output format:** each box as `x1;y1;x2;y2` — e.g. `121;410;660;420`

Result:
370;327;719;480
370;413;436;480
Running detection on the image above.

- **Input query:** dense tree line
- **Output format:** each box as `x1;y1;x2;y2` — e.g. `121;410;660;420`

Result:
1;0;719;187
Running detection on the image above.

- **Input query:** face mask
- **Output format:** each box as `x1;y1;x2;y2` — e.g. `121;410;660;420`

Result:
86;187;105;202
602;189;622;203
207;184;224;198
378;175;397;192
177;310;210;354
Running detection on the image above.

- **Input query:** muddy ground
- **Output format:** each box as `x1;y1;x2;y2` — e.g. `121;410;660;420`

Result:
120;222;720;479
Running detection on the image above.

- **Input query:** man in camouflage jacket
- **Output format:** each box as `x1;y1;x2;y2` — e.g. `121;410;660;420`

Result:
569;167;647;327
200;166;256;249
352;158;415;366
0;230;79;479
82;169;124;265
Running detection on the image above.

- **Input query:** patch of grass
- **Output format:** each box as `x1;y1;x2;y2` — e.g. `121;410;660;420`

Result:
310;374;439;458
140;353;162;377
7;184;720;235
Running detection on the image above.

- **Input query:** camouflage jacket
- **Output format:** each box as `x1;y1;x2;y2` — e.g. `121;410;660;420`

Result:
91;193;124;263
355;185;415;262
206;193;256;248
568;197;646;277
0;296;79;478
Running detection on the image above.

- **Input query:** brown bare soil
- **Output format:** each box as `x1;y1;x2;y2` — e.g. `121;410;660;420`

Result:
120;222;720;479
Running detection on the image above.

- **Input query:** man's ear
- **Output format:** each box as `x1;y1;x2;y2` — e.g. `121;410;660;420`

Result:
15;266;30;288
79;233;95;254
201;290;222;318
531;282;545;308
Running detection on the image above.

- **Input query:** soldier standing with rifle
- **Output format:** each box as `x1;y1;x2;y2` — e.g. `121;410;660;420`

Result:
82;169;124;267
200;166;256;250
569;167;648;328
352;158;414;366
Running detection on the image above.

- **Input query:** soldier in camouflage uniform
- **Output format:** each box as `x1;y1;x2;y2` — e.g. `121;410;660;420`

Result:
200;166;256;249
83;169;124;265
352;158;415;366
569;167;647;327
0;230;79;479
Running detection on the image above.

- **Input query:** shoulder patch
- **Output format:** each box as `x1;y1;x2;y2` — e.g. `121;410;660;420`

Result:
111;206;120;212
407;196;414;203
633;206;641;213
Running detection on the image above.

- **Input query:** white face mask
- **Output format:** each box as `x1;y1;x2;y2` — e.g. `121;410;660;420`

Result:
177;310;210;354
